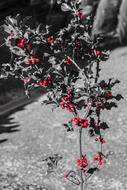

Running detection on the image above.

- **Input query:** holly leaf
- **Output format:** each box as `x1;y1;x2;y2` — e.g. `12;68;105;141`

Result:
87;167;99;174
115;94;123;101
99;80;107;89
76;99;85;110
93;126;100;135
103;102;117;110
88;109;94;116
100;122;109;130
61;3;72;12
63;122;74;132
109;79;120;88
88;129;95;137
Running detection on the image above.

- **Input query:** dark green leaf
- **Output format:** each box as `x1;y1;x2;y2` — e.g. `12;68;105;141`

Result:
100;122;109;130
87;167;99;174
115;94;123;101
76;99;85;110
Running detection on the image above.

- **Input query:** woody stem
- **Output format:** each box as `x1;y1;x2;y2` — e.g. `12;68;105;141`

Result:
79;127;84;190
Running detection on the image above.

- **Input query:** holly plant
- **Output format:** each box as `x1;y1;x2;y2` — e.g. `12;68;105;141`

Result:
0;0;123;189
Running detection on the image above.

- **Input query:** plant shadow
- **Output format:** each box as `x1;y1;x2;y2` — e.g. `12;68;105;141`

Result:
0;105;26;144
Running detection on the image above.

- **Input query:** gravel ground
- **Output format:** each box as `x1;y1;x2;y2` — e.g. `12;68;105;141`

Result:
0;47;127;190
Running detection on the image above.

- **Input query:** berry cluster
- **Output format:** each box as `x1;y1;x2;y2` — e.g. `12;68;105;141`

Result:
14;36;31;51
76;155;88;173
63;57;73;65
73;117;89;128
60;95;74;112
76;10;86;20
95;136;106;144
26;56;40;64
40;76;52;87
93;152;106;166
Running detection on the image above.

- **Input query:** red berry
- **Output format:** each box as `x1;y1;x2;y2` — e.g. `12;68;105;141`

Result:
66;107;73;112
69;103;74;108
27;44;31;49
60;101;65;109
100;138;106;144
32;57;40;64
64;58;72;65
78;118;83;123
93;156;98;161
81;169;86;173
17;38;25;48
68;108;73;112
73;117;79;125
68;94;72;99
76;156;88;168
76;11;86;20
81;119;89;128
40;80;47;87
105;91;113;98
26;56;40;64
95;50;102;56
63;96;68;101
95;137;99;142
102;159;106;164
47;37;55;43
10;31;14;38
